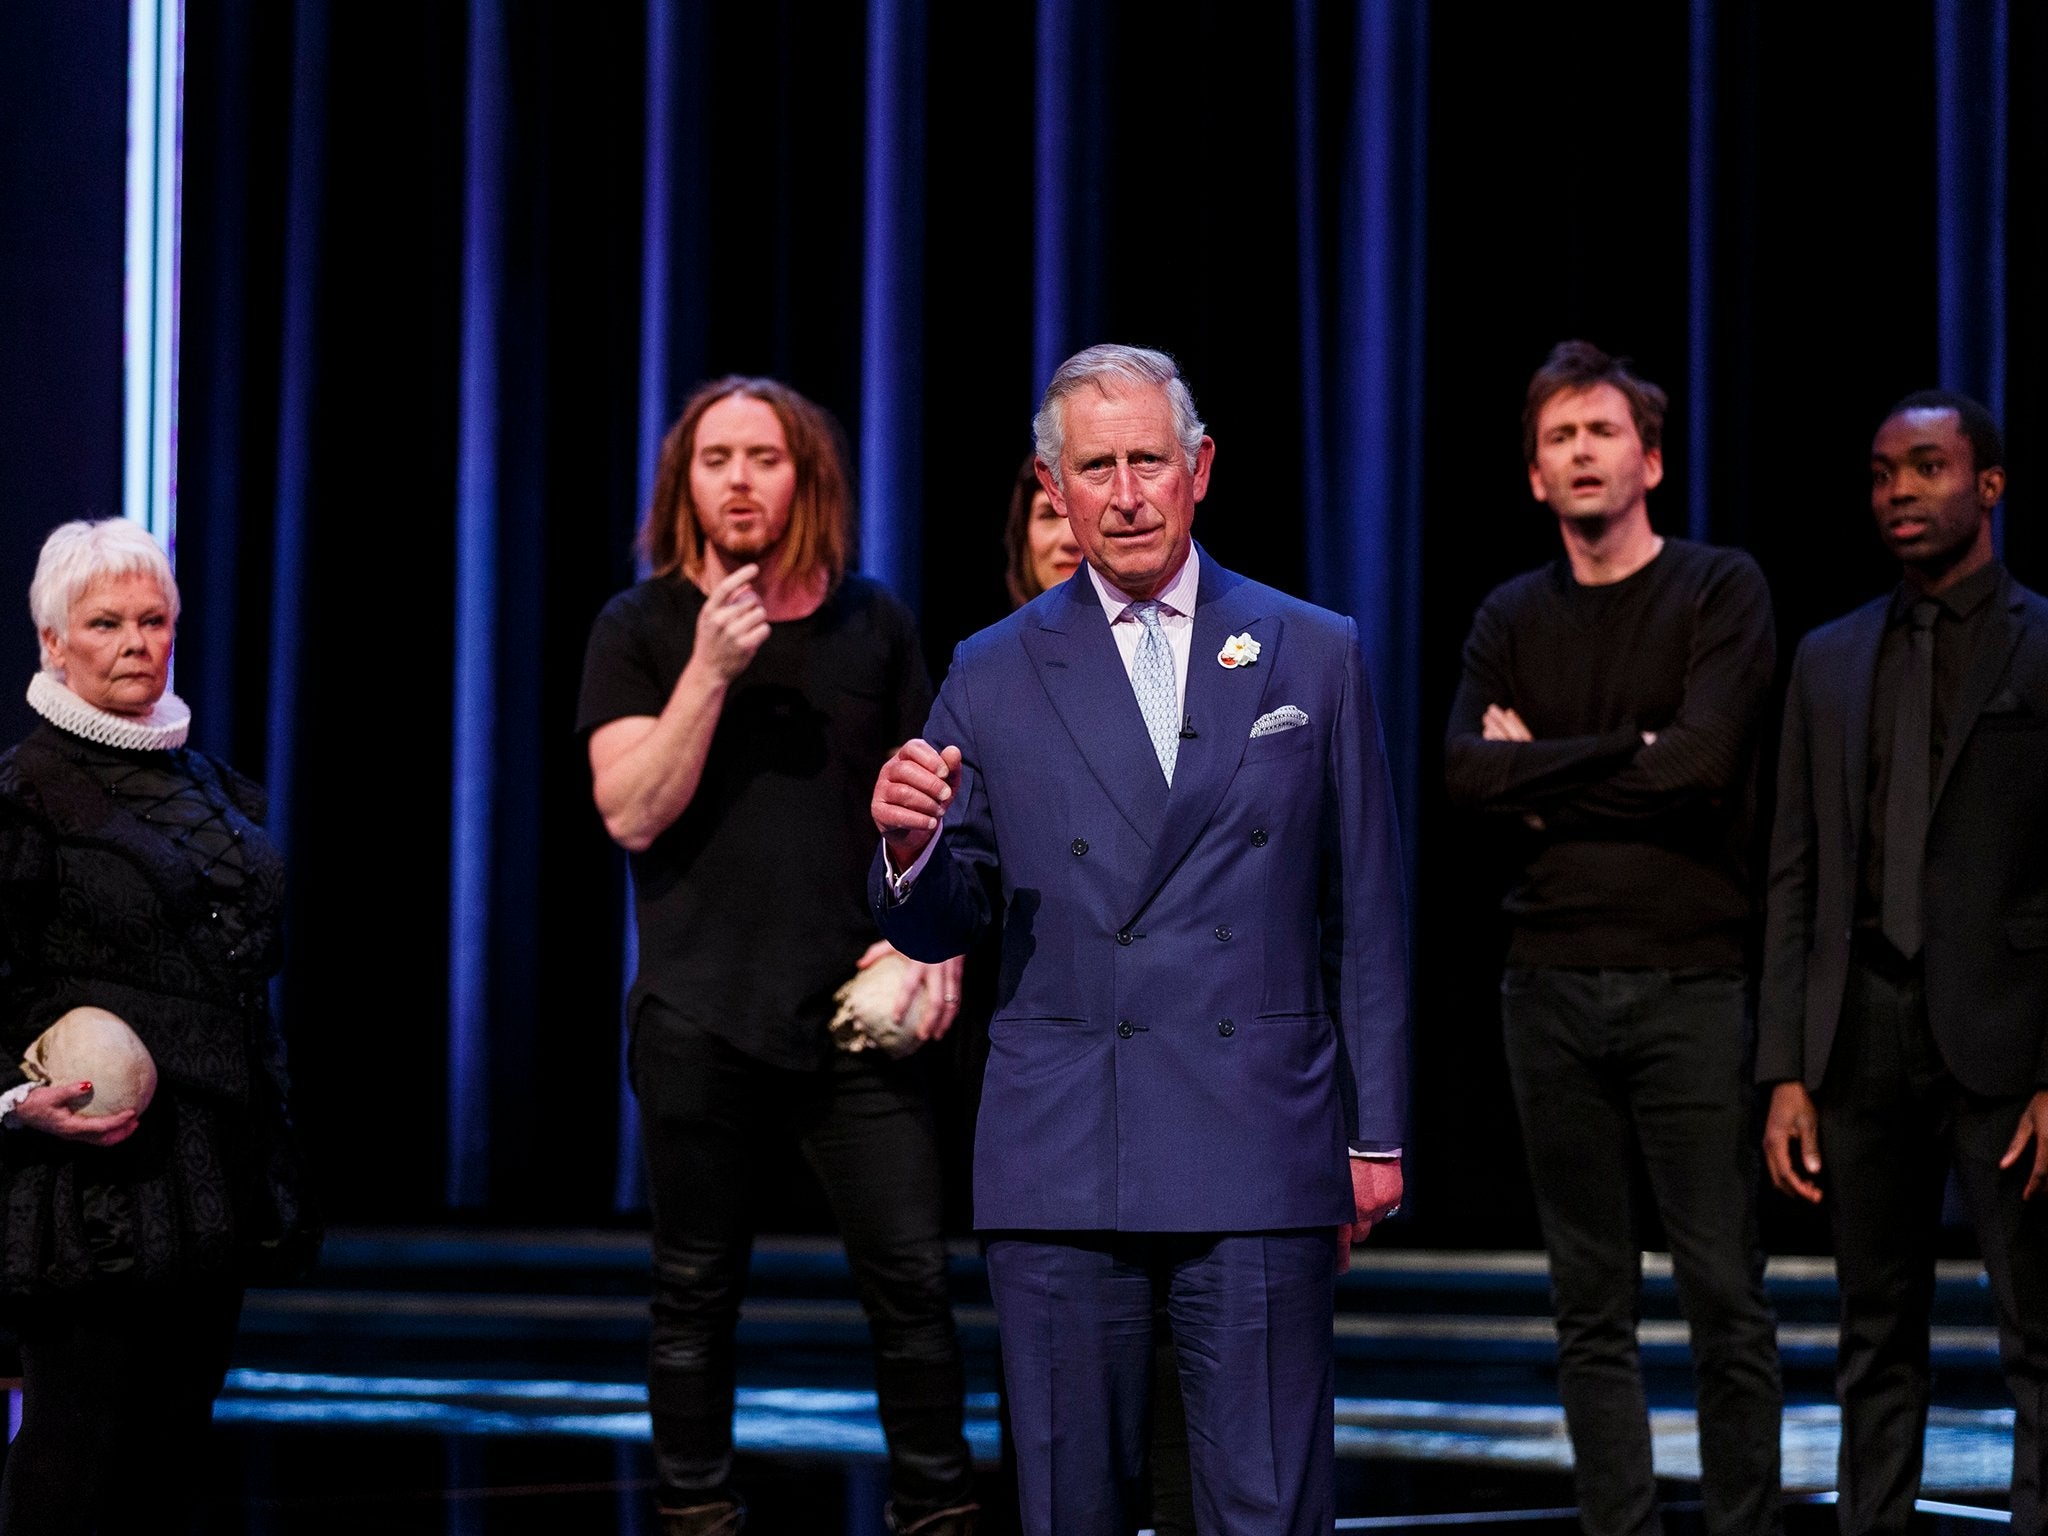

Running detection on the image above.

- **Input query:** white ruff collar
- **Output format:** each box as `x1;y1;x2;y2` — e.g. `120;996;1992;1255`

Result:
26;670;191;751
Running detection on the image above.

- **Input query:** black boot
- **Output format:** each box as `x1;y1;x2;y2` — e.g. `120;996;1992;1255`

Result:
658;1495;746;1535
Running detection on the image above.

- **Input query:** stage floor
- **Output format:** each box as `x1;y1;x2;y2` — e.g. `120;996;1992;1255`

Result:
165;1232;2018;1533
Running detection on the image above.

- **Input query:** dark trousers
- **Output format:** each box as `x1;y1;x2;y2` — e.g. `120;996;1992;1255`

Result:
1817;950;2048;1536
633;1002;974;1522
984;1229;1338;1536
0;1282;243;1535
1502;966;1783;1536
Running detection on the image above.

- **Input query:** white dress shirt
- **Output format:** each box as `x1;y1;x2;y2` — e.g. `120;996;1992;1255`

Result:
1090;547;1200;723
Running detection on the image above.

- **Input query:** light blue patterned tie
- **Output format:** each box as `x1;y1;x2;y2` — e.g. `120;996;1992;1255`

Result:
1129;601;1179;785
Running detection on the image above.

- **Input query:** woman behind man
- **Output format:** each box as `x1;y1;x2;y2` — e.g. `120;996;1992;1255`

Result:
1002;454;1082;605
0;520;315;1533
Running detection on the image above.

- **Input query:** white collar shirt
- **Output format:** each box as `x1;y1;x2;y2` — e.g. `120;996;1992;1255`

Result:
1087;546;1200;718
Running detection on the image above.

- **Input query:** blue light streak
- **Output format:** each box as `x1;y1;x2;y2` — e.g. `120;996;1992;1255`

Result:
1932;0;2008;552
448;0;510;1208
123;0;183;551
858;0;927;608
210;1373;2012;1491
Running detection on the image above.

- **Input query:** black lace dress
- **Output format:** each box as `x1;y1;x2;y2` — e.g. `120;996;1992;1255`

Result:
0;721;317;1300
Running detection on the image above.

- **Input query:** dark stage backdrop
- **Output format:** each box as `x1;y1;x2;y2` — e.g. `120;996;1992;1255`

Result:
136;0;2048;1242
0;3;128;748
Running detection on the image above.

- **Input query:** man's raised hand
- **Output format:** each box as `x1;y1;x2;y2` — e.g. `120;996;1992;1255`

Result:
693;564;771;682
873;740;962;868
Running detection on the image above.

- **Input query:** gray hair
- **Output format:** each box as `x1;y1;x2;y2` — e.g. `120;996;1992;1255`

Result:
30;520;180;666
1032;344;1207;486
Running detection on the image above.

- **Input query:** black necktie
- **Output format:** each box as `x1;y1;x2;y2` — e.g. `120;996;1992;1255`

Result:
1881;598;1939;958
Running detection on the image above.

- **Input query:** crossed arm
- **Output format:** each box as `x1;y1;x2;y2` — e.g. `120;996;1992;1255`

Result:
1444;563;1775;830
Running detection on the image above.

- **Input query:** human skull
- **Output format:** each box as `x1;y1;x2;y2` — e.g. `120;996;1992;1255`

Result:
21;1006;158;1118
828;952;930;1058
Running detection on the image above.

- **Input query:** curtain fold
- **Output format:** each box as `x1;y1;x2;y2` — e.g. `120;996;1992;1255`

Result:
1934;0;2008;547
1296;0;1428;866
858;0;927;607
150;0;2033;1241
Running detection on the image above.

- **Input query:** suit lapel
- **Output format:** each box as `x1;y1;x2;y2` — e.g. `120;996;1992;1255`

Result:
1933;578;2028;807
1019;569;1168;847
1123;559;1275;926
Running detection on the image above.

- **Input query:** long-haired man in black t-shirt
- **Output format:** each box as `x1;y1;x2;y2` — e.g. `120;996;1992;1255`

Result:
578;377;978;1536
1445;341;1784;1536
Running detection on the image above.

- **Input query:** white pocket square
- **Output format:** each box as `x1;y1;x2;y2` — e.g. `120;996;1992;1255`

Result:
1250;706;1309;738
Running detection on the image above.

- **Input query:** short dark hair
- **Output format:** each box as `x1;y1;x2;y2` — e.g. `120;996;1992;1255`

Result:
1881;389;2005;475
1521;340;1668;464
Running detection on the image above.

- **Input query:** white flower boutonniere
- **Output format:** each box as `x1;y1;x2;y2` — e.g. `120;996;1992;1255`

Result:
1218;632;1261;669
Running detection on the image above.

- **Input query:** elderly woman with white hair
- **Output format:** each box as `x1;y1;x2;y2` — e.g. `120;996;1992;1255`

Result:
0;519;315;1534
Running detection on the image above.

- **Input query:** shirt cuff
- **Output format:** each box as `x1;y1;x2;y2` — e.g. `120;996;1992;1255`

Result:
1349;1144;1401;1160
0;1080;36;1128
880;833;941;903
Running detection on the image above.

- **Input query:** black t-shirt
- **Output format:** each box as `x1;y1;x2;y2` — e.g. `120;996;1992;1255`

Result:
575;572;932;1069
1444;539;1777;967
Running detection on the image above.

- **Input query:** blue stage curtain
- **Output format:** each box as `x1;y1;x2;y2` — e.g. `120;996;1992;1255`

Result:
262;0;327;879
155;0;2032;1241
1031;0;1106;390
447;0;509;1208
0;1;128;749
613;0;710;1215
1934;0;2008;547
1294;0;1428;864
445;1;644;1211
858;0;927;610
1686;0;1716;544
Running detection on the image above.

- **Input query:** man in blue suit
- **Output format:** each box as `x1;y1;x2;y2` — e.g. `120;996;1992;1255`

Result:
870;344;1410;1535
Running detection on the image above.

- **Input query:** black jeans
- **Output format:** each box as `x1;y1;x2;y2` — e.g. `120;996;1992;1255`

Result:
632;1001;974;1521
0;1282;243;1535
1502;966;1782;1536
1818;949;2048;1536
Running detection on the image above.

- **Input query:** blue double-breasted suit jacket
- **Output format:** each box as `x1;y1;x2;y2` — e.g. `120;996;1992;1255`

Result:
872;550;1411;1234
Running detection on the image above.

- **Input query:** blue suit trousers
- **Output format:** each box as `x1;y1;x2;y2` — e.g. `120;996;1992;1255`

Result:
985;1230;1338;1536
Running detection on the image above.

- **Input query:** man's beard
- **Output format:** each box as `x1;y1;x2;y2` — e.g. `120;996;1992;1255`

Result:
710;528;775;561
700;510;783;565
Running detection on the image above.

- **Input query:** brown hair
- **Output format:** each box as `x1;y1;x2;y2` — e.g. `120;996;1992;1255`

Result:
1521;340;1668;464
639;375;854;589
1002;454;1051;609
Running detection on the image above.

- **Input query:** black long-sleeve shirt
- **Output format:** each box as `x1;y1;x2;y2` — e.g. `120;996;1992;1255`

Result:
1444;539;1777;967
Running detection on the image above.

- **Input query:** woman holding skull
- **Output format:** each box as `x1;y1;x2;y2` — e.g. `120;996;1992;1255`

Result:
0;519;315;1534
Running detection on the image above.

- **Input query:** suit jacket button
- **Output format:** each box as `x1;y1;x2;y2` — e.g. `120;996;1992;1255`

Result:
1214;925;1232;942
1218;1019;1235;1037
1117;930;1133;946
1071;838;1089;856
1250;829;1268;847
1117;1020;1135;1039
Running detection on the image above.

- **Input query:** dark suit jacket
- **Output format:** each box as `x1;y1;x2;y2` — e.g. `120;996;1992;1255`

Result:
1758;569;2048;1098
870;551;1410;1233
